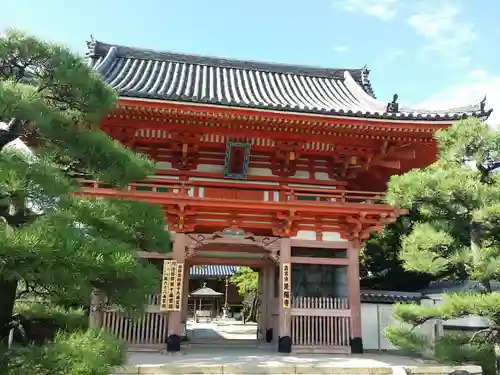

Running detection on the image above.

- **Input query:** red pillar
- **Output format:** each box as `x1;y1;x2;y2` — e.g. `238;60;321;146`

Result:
166;233;186;352
181;261;189;337
347;239;363;353
278;237;292;353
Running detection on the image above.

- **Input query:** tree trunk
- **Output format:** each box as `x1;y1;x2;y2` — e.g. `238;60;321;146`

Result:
88;288;105;329
495;343;500;375
0;277;18;343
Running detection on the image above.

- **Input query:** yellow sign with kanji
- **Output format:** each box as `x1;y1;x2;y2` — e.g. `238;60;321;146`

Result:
160;260;183;311
281;263;291;309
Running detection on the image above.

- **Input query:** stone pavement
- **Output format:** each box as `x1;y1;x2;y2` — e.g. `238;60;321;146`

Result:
114;348;482;374
113;321;482;374
187;320;257;341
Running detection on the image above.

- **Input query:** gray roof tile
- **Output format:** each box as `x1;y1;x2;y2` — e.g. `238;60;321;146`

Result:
360;290;421;303
87;40;493;121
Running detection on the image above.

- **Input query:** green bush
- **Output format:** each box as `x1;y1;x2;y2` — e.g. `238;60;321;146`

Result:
386;325;495;375
15;301;87;332
0;329;125;375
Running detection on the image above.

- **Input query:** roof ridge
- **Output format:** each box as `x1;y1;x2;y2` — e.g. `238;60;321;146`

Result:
86;38;371;82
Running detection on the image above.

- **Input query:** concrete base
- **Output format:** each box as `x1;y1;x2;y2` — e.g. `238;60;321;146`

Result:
166;334;180;352
265;328;273;343
350;336;363;354
278;335;291;353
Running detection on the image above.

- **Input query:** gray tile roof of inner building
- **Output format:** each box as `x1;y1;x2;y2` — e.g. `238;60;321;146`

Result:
87;39;493;121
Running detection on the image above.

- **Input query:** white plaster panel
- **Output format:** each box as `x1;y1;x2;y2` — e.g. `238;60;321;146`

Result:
314;172;331;181
273;191;280;201
322;232;347;242
156;162;172;169
149;175;179;180
292;170;309;179
248;167;273;177
195;164;222;173
288;183;337;189
291;230;316;240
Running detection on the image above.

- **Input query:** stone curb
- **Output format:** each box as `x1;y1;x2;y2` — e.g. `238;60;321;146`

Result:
112;364;483;375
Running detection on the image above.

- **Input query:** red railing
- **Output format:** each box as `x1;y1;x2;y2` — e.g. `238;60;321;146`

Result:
79;179;386;205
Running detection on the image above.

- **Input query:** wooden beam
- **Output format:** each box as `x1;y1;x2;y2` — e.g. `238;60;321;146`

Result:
370;159;401;169
391;147;416;160
188;257;270;268
291;257;349;265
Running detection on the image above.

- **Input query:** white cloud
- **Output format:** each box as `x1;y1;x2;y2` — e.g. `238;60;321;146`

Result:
407;3;476;64
469;69;488;80
415;71;500;126
376;48;405;64
335;0;400;21
333;45;349;53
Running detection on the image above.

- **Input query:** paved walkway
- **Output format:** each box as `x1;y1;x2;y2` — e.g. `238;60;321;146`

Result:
114;321;481;374
187;320;257;341
120;349;481;374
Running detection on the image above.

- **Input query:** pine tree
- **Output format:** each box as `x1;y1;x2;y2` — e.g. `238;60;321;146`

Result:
384;117;500;373
0;30;170;340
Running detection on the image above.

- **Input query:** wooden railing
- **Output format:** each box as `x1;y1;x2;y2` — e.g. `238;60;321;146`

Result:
79;179;386;205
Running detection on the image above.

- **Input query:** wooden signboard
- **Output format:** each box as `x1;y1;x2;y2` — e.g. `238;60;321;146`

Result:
174;261;184;311
223;141;251;180
281;263;291;309
160;260;181;312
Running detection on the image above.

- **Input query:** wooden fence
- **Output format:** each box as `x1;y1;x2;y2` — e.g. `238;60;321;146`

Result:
291;296;351;353
102;294;351;352
102;294;168;347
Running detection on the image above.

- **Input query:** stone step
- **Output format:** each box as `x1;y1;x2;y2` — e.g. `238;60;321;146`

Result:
185;339;273;349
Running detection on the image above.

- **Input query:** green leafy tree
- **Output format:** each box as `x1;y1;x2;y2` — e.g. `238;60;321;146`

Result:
384;118;500;373
0;30;170;341
361;208;435;291
231;267;259;322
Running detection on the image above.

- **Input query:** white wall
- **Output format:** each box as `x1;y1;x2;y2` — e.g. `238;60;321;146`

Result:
361;303;397;350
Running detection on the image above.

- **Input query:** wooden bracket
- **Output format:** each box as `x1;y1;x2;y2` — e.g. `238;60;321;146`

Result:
272;140;303;177
104;126;136;147
339;211;401;242
167;204;196;232
273;210;301;237
169;131;200;170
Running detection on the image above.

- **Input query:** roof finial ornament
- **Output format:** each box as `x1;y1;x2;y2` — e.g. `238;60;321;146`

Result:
386;93;399;113
86;35;97;57
480;95;487;111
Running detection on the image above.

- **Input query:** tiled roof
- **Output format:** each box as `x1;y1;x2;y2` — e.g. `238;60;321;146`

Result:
421;280;500;295
190;265;240;278
360;290;421;303
87;40;492;122
190;284;223;297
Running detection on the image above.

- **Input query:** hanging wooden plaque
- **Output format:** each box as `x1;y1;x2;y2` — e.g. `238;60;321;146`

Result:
160;260;177;311
281;263;291;309
173;262;185;311
223;141;251;180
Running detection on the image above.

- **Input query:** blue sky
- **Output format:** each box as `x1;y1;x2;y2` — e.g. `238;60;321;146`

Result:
1;0;499;115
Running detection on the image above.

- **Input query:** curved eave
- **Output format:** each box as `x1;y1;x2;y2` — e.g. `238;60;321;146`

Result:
116;97;489;130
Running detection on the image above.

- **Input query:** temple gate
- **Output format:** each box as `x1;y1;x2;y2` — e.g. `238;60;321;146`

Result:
82;38;491;353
